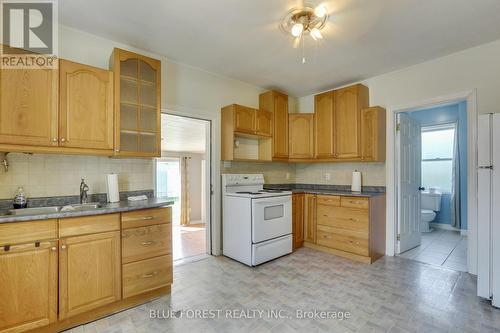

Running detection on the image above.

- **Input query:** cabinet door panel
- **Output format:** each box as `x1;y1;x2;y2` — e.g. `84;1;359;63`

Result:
59;231;121;320
0;68;58;146
304;194;317;243
273;93;289;158
314;92;334;158
234;105;255;134
0;241;57;333
59;60;114;150
361;107;386;162
289;114;314;159
292;194;304;250
256;110;272;136
334;86;361;159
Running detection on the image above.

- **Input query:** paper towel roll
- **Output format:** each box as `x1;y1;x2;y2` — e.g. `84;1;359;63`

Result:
351;170;362;193
106;174;120;203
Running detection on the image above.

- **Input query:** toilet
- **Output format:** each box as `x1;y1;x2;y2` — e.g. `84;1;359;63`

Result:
420;191;442;232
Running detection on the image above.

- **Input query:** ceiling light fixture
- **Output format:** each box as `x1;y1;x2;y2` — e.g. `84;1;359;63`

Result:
280;3;329;64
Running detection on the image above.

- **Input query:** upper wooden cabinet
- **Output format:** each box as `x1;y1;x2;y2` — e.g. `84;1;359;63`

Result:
233;105;256;134
361;107;386;162
111;48;161;157
59;60;113;151
314;91;335;158
334;84;369;159
0;241;58;333
221;104;272;161
259;91;288;160
0;67;58;147
289;114;314;159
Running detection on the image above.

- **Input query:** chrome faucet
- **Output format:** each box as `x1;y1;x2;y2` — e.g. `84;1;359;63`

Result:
79;178;89;204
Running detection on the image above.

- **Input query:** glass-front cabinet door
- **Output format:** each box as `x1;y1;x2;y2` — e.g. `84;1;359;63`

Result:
111;48;161;157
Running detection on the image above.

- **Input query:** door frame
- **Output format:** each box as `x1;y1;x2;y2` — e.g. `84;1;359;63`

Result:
386;90;478;274
160;106;220;256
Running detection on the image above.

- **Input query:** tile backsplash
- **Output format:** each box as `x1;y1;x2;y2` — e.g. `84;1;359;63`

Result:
221;161;296;184
295;162;386;186
0;153;154;199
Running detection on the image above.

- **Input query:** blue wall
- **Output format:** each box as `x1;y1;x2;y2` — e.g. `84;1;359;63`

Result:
410;101;468;230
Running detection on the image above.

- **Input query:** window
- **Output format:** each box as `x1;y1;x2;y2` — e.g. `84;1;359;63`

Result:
155;158;181;199
421;124;456;193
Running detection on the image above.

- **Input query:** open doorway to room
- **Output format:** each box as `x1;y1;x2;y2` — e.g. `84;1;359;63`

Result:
156;114;211;262
396;101;469;272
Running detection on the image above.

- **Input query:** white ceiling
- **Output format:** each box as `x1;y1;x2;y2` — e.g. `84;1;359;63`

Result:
161;114;207;154
60;0;500;96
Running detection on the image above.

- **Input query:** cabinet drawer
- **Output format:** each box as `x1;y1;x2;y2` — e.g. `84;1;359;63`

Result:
122;255;172;298
316;195;340;207
341;197;369;210
121;207;172;229
0;219;57;245
317;225;369;256
122;224;171;264
59;214;120;237
317;206;369;234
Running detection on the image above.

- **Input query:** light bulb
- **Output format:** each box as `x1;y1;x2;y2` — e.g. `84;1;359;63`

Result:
291;23;304;37
311;28;323;40
314;5;327;18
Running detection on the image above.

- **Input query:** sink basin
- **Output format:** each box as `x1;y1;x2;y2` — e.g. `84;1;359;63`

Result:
7;206;61;216
61;203;102;211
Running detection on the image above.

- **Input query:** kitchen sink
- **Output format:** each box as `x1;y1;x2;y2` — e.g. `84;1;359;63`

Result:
60;203;102;211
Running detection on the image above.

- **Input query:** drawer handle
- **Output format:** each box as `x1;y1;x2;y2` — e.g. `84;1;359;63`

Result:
349;218;360;222
322;235;332;239
141;241;156;246
349;201;363;205
126;216;155;222
141;271;158;278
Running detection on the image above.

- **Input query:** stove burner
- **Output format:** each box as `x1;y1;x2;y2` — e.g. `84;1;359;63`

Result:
236;191;263;195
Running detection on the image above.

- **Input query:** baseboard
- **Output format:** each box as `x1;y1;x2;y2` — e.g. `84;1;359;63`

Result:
430;222;463;232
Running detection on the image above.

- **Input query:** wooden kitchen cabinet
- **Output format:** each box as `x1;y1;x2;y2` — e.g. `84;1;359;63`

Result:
361;107;386;162
59;59;114;151
289;114;314;159
292;193;304;250
59;230;121;320
0;241;58;333
304;194;317;243
304;193;386;263
259;90;289;160
0;67;58;148
333;84;369;159
256;109;272;137
111;48;161;157
234;105;256;134
314;91;335;158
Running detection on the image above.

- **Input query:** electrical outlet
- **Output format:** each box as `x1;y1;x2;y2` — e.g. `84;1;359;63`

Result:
324;173;331;181
285;172;290;180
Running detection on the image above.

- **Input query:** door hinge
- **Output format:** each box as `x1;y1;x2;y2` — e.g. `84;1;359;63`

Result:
397;234;401;241
396;123;401;131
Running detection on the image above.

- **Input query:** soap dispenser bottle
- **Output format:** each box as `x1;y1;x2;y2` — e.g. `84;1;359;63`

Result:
13;187;27;209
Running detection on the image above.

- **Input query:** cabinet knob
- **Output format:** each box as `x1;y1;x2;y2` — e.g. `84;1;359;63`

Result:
60;138;66;142
52;138;58;142
51;246;57;252
115;149;120;152
61;245;67;250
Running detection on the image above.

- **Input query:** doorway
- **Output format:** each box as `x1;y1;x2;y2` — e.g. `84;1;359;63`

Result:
156;114;211;262
396;101;469;272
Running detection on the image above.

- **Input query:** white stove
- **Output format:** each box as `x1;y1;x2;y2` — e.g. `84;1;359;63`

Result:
222;174;292;266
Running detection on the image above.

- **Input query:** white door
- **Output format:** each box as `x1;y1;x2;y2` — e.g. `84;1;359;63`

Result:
397;113;422;253
477;114;492;299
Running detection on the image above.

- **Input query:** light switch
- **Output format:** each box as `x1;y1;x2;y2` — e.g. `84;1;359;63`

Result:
324;173;331;181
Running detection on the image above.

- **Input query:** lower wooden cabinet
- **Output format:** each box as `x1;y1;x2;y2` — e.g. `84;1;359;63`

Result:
0;241;58;333
59;231;121;320
292;193;304;250
295;193;386;263
0;207;173;333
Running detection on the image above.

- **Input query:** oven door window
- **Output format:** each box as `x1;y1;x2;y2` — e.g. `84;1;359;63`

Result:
264;204;284;220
